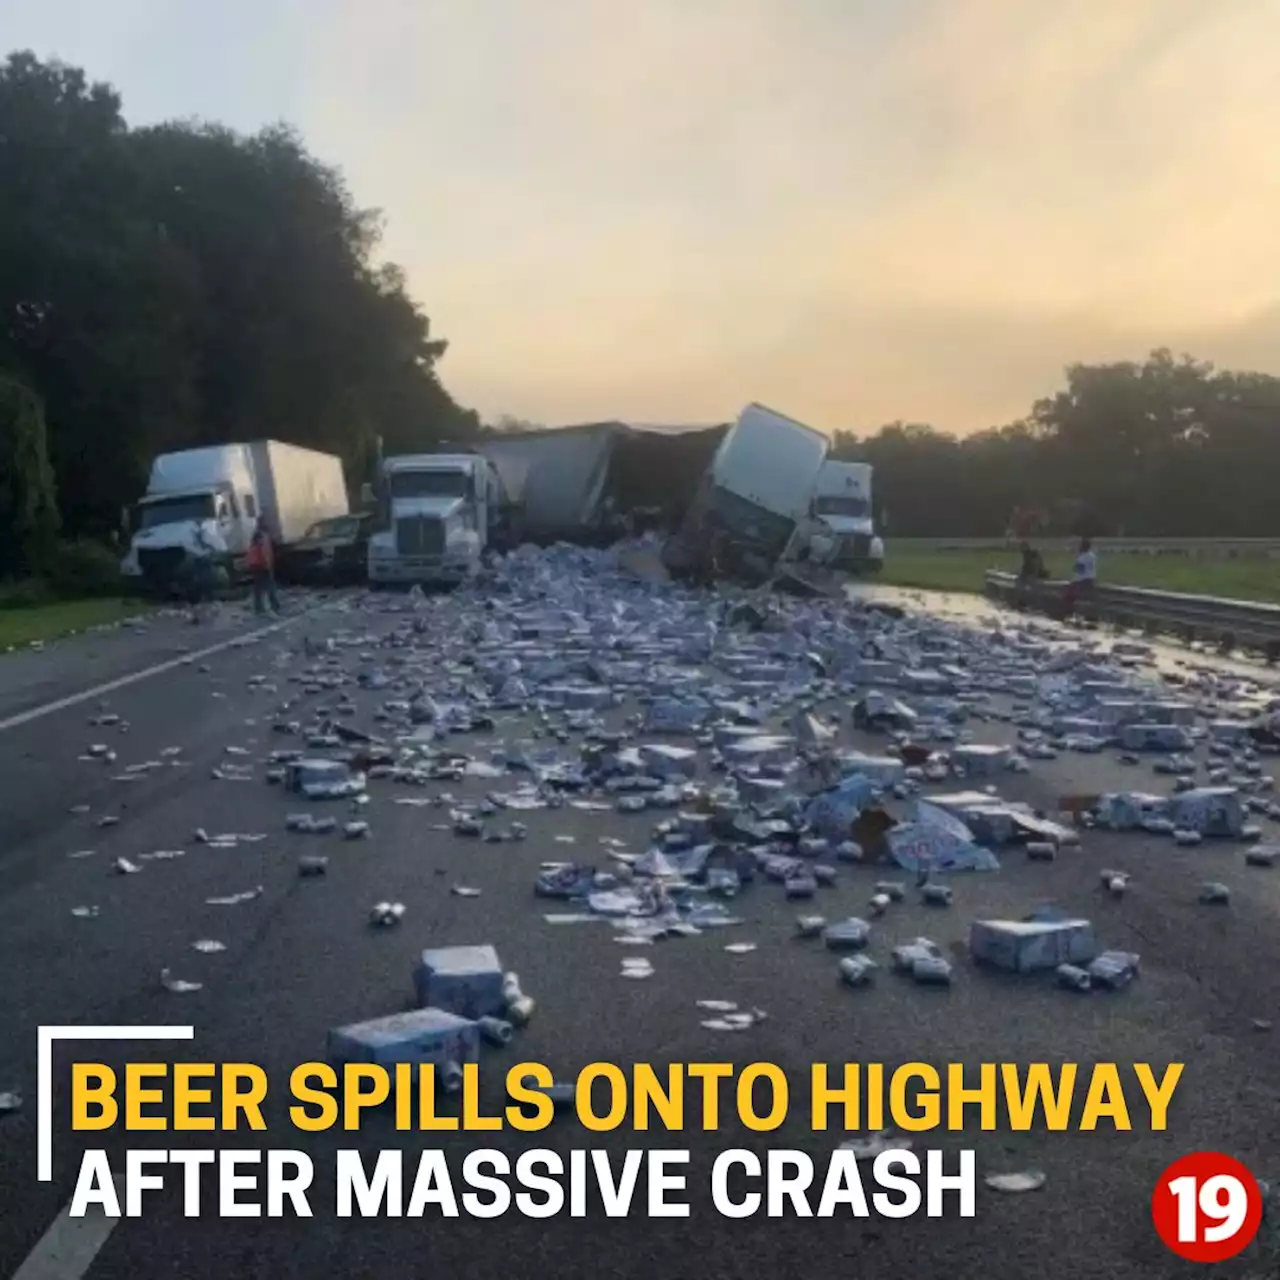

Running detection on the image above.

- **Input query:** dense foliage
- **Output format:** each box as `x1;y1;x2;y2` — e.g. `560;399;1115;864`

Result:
835;350;1280;538
0;50;476;559
4;51;1278;568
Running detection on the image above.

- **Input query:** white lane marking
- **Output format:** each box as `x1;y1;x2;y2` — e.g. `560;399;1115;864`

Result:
38;1026;194;1183
8;1199;118;1280
0;608;320;735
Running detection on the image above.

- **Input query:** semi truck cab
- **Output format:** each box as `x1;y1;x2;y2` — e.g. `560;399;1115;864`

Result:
367;454;500;586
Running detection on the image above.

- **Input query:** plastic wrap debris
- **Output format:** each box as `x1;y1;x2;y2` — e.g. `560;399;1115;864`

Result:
803;774;877;840
985;1170;1046;1194
298;855;329;876
839;1129;911;1158
71;905;100;919
369;901;406;927
206;886;263;906
795;915;827;938
328;1008;480;1069
191;939;226;953
160;968;203;994
0;1090;21;1114
113;857;141;875
969;918;1096;973
621;957;654;979
1199;882;1231;905
724;942;758;954
888;802;999;874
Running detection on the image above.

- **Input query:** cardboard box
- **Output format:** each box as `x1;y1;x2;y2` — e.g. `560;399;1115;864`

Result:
1119;724;1194;752
328;1007;480;1068
414;945;506;1018
951;744;1013;776
1169;787;1245;837
969;918;1096;973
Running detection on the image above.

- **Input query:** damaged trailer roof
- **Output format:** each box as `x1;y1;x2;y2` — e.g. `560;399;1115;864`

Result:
478;421;730;542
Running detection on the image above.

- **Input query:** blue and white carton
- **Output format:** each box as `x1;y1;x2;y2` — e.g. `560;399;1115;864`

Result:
328;1007;480;1068
414;944;507;1018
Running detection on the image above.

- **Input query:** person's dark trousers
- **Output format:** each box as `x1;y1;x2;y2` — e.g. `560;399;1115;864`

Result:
252;569;281;615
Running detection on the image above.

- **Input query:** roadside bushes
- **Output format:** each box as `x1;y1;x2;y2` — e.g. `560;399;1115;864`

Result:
0;372;60;579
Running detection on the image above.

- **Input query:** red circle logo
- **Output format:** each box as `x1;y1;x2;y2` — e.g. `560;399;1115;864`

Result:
1152;1152;1263;1262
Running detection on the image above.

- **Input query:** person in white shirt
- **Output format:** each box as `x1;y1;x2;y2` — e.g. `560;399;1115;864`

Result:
1063;536;1097;615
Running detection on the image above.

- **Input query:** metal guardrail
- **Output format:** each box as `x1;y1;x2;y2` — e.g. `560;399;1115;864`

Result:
984;570;1280;659
898;537;1280;556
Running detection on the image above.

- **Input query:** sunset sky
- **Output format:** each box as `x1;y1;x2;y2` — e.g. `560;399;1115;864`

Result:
5;0;1279;434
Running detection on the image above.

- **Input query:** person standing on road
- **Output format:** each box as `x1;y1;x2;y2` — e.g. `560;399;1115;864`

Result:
1063;536;1097;616
246;516;281;616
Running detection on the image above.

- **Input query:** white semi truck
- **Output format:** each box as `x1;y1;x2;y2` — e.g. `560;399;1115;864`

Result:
120;441;348;594
366;452;510;587
663;403;829;583
804;459;884;573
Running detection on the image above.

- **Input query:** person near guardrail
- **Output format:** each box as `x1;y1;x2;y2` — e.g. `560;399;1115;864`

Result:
1015;541;1048;605
1063;536;1097;616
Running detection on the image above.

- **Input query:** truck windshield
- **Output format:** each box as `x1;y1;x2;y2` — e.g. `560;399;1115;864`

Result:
137;493;217;529
815;495;869;518
389;470;469;499
303;517;361;541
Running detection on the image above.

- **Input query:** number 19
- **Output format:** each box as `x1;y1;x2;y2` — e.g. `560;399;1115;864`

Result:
1168;1173;1250;1243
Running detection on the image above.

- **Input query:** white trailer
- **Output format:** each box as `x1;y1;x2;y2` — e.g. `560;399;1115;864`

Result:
247;440;349;546
664;403;829;582
121;440;347;592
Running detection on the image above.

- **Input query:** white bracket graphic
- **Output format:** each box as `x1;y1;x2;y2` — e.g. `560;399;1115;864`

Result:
37;1025;195;1181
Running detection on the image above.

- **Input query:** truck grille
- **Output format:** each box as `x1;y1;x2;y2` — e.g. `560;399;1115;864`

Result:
396;516;445;556
138;547;186;581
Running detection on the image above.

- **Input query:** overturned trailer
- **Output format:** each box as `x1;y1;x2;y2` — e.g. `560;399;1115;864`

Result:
476;421;728;545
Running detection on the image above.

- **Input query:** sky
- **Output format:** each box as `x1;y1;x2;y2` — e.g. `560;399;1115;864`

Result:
4;0;1280;434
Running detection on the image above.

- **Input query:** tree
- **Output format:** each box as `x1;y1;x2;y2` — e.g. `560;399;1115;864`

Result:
0;373;59;576
0;50;477;563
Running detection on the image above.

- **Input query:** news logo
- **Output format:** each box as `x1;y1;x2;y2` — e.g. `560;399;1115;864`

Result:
1152;1152;1264;1263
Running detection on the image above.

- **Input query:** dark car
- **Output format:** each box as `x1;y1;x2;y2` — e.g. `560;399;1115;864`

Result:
277;514;373;586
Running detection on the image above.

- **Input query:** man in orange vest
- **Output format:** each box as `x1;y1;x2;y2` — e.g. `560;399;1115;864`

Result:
246;516;281;616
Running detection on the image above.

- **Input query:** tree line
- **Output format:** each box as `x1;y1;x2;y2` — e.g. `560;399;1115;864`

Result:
5;49;1280;582
0;50;477;577
835;348;1280;538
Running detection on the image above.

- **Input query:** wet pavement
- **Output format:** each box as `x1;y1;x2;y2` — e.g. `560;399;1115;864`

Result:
0;555;1278;1280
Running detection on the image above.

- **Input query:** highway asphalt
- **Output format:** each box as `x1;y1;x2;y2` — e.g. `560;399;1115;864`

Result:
0;580;1278;1280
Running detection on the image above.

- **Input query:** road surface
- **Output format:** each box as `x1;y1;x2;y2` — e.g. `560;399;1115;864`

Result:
0;581;1277;1280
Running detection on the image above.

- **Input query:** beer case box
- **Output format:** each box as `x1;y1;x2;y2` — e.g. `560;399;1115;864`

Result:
328;1007;480;1068
969;918;1097;973
951;744;1013;776
1169;787;1245;838
1118;724;1193;752
414;944;506;1018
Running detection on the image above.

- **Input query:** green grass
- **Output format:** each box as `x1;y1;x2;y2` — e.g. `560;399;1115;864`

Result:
881;548;1280;603
0;597;157;649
